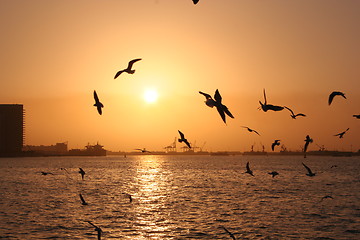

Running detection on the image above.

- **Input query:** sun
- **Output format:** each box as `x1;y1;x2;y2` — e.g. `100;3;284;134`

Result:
143;89;158;103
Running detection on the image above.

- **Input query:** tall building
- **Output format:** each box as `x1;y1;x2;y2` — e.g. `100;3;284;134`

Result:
0;104;24;156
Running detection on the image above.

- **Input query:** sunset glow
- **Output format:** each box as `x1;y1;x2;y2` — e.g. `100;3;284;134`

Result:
143;89;158;104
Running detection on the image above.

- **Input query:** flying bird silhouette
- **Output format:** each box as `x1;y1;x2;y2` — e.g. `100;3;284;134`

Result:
302;162;316;177
192;0;199;4
268;171;279;178
334;128;350;138
303;135;313;158
320;195;334;201
259;89;284;112
79;193;88;205
40;171;53;175
178;130;191;148
114;58;142;79
123;193;133;203
353;114;360;119
87;221;102;240
220;226;236;240
135;148;151;153
328;91;346;105
271;140;281;151
93;90;103;115
245;161;254;176
79;168;86;180
199;89;234;124
241;126;260;136
284;106;306;119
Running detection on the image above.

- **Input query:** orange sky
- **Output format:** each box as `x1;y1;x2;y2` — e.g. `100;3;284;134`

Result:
1;1;359;152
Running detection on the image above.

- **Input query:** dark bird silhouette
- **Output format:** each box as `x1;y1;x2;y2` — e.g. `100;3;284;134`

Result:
93;90;103;115
221;226;236;240
284;106;306;119
79;168;86;180
353;114;360;119
259;89;284;112
79;193;88;205
199;89;234;124
192;0;199;5
268;171;279;178
334;128;350;138
245;161;254;176
303;135;313;158
114;58;142;79
40;171;53;175
123;193;132;203
320;195;334;201
271;140;281;151
302;162;316;177
241;126;260;136
135;148;151;153
87;221;102;240
330;165;338;168
178;130;191;148
328;91;346;105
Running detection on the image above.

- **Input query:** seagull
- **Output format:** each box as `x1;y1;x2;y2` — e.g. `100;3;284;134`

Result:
135;148;151;153
123;193;132;203
302;162;316;177
271;140;281;151
114;58;142;79
87;221;102;240
328;91;346;105
93;90;104;115
303;135;313;158
192;0;199;5
199;89;234;124
220;226;236;240
268;171;279;178
241;126;260;136
284;106;306;119
178;130;191;148
259;89;284;112
79;168;86;180
334;128;350;138
79;193;88;205
353;115;360;119
245;161;254;176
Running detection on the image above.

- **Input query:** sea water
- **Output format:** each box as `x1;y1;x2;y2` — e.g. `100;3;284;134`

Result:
0;155;360;239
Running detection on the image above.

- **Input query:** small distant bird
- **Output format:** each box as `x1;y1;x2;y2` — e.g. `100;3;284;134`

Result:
268;171;279;178
259;89;284;112
245;161;254;176
79;168;86;180
220;226;236;240
135;148;151;153
271;140;281;151
302;162;316;177
241;126;260;136
303;135;313;158
199;89;234;124
123;193;132;203
178;130;191;148
353;115;360;119
114;58;142;79
334;128;350;138
320;195;334;201
79;193;88;205
284;106;306;119
93;90;104;115
330;165;338;168
87;221;102;240
192;0;199;5
40;171;53;175
328;91;346;105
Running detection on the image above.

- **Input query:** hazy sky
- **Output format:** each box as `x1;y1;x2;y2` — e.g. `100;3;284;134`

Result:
1;1;359;152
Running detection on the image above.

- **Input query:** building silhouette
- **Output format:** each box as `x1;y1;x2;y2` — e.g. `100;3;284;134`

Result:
0;104;24;156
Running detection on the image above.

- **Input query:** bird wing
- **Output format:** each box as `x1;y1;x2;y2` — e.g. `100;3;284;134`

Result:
302;162;313;175
184;139;191;148
328;92;336;105
253;130;260;136
284;106;294;115
263;89;267;104
246;162;251;171
87;221;98;229
221;226;236;240
93;91;99;103
128;58;142;69
268;104;284;111
223;105;234;118
271;142;275;151
178;130;185;139
97;106;102;115
114;70;124;79
216;106;226;123
192;0;200;5
214;89;222;103
295;113;306;117
79;194;86;204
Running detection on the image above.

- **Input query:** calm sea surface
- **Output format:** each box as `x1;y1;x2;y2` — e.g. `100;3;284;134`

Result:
0;155;360;240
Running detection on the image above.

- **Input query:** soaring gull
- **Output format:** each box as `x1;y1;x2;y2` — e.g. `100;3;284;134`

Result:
271;140;280;151
178;130;191;148
93;90;104;115
245;161;254;176
241;126;260;136
328;91;346;105
302;162;316;177
259;89;284;112
114;58;142;79
334;128;350;138
303;135;313;158
284;106;306;119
